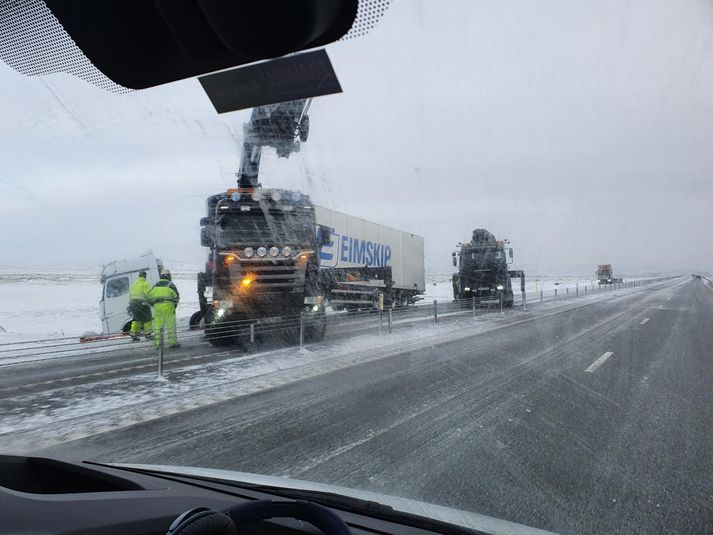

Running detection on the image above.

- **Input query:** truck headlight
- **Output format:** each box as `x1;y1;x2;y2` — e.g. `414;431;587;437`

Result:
269;246;279;257
464;287;471;291
496;284;504;291
270;190;282;202
282;246;292;257
244;247;254;258
257;246;267;257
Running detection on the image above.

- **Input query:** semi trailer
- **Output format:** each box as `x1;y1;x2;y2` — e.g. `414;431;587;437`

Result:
451;229;524;307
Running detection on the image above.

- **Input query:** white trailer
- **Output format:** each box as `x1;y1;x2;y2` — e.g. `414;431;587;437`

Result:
314;206;425;307
99;251;163;334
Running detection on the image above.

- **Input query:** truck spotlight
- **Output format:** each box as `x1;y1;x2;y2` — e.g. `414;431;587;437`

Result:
269;246;279;257
216;308;225;317
230;192;240;202
282;246;292;257
244;247;254;258
257;246;267;257
312;305;319;312
496;284;504;291
464;287;471;291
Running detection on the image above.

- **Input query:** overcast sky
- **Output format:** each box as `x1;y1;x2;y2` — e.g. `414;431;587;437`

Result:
1;0;712;275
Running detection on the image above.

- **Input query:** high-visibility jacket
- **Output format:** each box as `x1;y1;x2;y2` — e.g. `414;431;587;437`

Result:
129;277;151;302
148;278;180;306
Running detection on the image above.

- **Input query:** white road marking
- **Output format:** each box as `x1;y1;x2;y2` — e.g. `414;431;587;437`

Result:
658;304;663;309
585;351;614;373
640;318;650;325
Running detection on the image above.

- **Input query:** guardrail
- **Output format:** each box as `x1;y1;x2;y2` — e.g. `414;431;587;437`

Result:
0;275;681;380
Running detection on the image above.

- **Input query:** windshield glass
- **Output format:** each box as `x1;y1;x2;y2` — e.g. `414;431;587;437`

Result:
1;2;712;534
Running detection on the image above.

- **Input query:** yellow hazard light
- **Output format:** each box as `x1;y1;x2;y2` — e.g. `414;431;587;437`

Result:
224;255;236;265
241;275;254;288
299;254;308;260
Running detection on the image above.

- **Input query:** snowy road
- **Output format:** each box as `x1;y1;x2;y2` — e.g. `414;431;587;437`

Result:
3;277;711;534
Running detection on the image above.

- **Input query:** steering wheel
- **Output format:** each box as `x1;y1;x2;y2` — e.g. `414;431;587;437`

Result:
166;499;351;535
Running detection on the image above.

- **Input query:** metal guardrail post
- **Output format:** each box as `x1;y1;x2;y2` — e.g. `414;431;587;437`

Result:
157;327;164;379
299;312;304;351
434;300;438;325
378;310;383;336
499;294;504;314
249;323;255;344
472;297;476;319
522;291;527;311
576;283;579;297
566;287;569;298
388;308;393;333
554;288;558;301
540;290;543;303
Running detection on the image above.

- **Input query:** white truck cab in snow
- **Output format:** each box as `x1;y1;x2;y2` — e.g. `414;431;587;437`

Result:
99;251;163;334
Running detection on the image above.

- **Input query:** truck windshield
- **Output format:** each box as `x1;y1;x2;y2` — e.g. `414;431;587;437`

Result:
216;209;316;248
462;247;506;270
2;2;711;535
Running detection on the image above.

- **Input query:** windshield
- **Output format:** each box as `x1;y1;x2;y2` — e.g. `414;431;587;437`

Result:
1;2;712;535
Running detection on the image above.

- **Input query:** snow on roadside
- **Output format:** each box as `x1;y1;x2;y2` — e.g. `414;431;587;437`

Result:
0;314;519;451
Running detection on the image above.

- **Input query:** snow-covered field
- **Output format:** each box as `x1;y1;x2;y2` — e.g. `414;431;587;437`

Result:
0;266;635;342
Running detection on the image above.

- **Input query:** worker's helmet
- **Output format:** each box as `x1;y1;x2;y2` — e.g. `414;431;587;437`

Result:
138;271;147;278
160;269;172;280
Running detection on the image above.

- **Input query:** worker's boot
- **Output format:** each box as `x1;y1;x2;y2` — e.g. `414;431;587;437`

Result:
130;335;140;342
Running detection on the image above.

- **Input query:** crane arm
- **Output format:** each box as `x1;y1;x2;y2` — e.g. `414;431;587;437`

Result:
237;98;312;189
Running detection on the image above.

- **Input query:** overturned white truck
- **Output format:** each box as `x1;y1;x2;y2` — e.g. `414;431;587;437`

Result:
99;251;163;334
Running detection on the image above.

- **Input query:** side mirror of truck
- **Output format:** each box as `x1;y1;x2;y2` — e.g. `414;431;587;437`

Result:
200;226;214;248
318;225;331;247
200;217;210;226
452;252;457;267
509;248;513;259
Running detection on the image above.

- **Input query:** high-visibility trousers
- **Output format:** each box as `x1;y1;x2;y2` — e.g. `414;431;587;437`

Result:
153;302;177;347
129;300;153;336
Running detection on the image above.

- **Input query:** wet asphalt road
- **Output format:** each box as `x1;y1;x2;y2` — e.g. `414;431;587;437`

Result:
37;278;713;534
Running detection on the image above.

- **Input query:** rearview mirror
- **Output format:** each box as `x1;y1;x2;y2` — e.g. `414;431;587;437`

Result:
509;248;513;259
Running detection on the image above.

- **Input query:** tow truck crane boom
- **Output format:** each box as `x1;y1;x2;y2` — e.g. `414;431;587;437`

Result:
237;99;312;189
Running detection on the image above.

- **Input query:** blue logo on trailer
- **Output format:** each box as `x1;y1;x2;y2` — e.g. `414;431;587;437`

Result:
317;226;391;268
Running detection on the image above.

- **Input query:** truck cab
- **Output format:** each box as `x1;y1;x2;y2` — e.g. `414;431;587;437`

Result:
99;251;163;334
452;229;516;307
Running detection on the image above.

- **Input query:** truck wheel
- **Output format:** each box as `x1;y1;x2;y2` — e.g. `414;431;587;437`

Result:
189;311;204;330
122;321;132;334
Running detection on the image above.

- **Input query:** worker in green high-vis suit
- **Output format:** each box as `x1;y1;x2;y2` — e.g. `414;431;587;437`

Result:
148;269;180;348
128;271;153;341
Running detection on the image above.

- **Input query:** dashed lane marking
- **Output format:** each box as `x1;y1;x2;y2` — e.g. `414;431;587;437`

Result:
585;351;614;373
640;318;650;325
